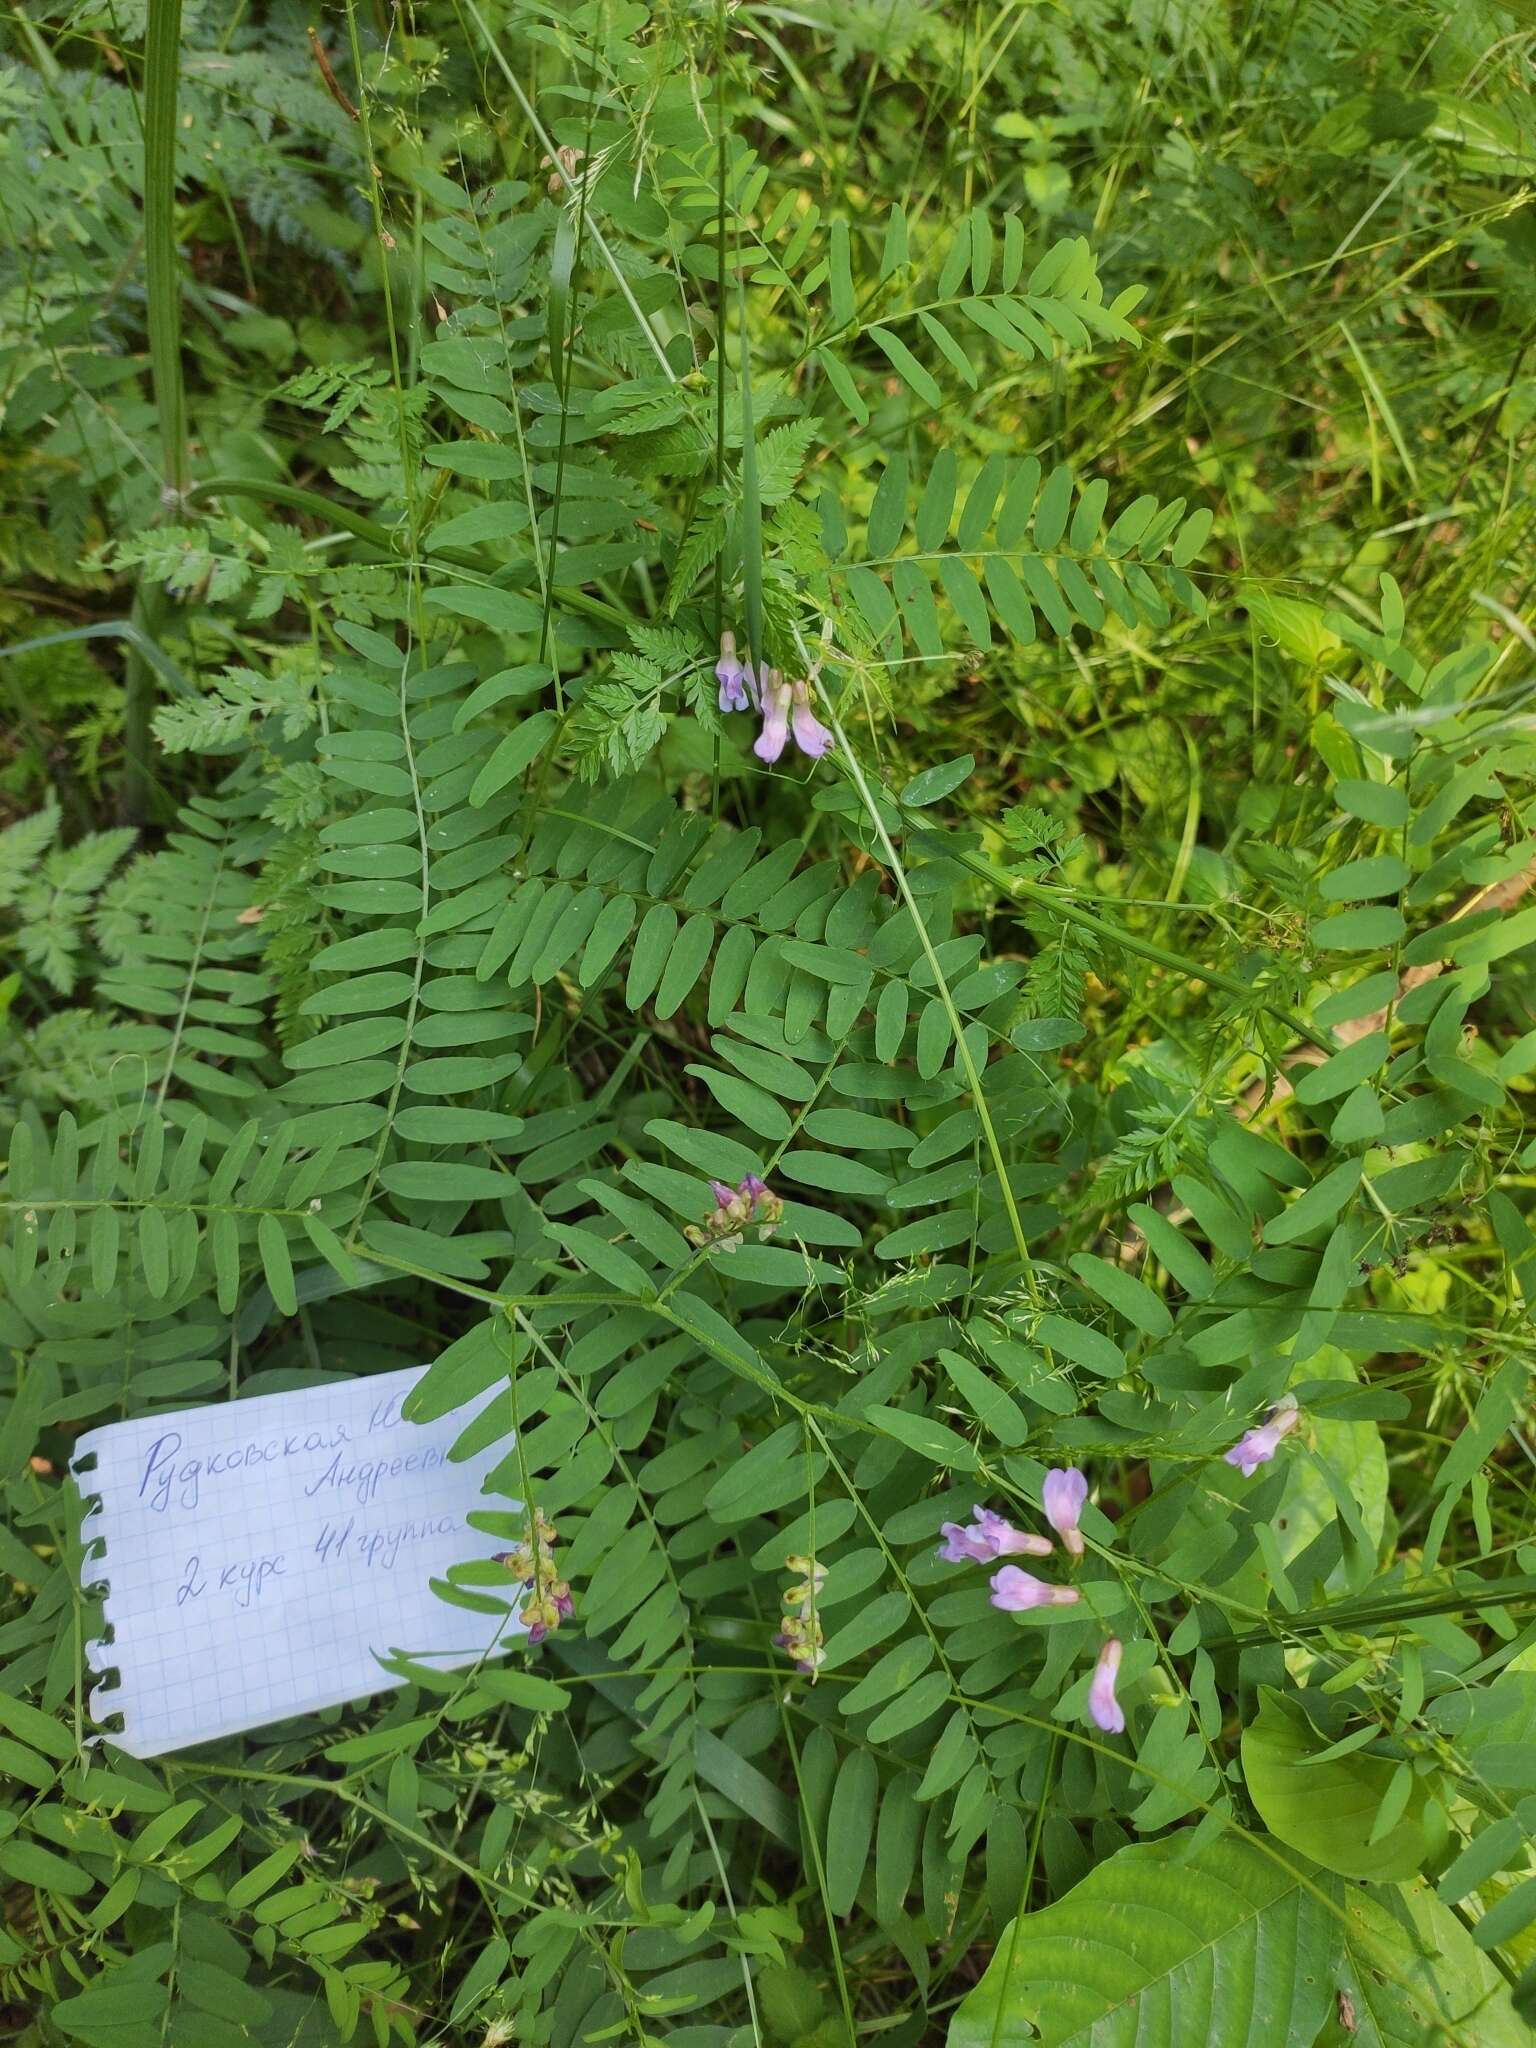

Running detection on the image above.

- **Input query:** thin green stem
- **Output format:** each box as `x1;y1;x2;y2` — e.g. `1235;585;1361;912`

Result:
143;0;186;500
830;713;1040;1292
125;0;187;826
461;0;677;383
927;821;1334;1053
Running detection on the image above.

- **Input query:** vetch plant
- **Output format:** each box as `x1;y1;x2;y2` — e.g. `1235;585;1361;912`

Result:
1;0;1535;2042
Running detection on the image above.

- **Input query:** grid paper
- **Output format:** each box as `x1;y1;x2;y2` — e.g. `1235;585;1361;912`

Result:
72;1366;521;1758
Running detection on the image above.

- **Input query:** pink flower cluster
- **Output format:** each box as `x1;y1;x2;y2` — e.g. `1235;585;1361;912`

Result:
774;1554;826;1675
685;1173;783;1255
494;1509;573;1646
715;631;833;763
936;1471;1125;1734
931;1402;1305;1737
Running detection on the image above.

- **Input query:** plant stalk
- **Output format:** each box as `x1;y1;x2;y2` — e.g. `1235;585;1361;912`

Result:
123;0;187;826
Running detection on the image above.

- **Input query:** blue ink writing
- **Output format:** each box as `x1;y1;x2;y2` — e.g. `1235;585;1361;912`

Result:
175;1552;283;1608
138;1425;351;1513
368;1393;408;1433
314;1514;459;1571
315;1516;355;1566
219;1555;284;1607
303;1444;445;1509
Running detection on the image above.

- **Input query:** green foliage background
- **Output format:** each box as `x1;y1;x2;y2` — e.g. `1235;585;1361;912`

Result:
2;0;1536;2042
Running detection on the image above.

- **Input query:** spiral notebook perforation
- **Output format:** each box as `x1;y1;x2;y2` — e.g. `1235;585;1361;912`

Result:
71;1365;518;1757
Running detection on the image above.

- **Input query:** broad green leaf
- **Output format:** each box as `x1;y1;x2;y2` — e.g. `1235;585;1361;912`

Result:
915;450;957;551
138;1208;170;1299
1241;1688;1445;1882
815;345;868;425
949;1833;1336;2048
901;754;974;807
1032;462;1074;551
828;218;854;325
580;893;637;988
687;1065;793;1142
866;1667;951;1741
1319;855;1411;902
474;1666;569;1711
1332;1877;1529;2047
284;1016;407;1071
1262;1159;1362;1246
1311;905;1406;952
392;1108;523;1142
312;928;419;973
0;1691;75;1761
1336;779;1410;828
939;1349;1027;1444
937;554;991;644
50;1975;167;2042
1034;1312;1125;1378
694;1728;796;1846
655;913;714;1018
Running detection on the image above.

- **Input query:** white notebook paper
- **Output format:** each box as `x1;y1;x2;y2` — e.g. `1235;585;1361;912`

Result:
72;1366;519;1758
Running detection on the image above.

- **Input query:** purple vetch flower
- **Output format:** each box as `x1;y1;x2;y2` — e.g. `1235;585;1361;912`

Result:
1042;1467;1089;1558
1224;1393;1301;1478
753;669;792;762
789;676;834;758
938;1505;1053;1565
1088;1638;1125;1734
989;1566;1080;1613
752;670;834;764
686;1174;784;1253
715;631;752;713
